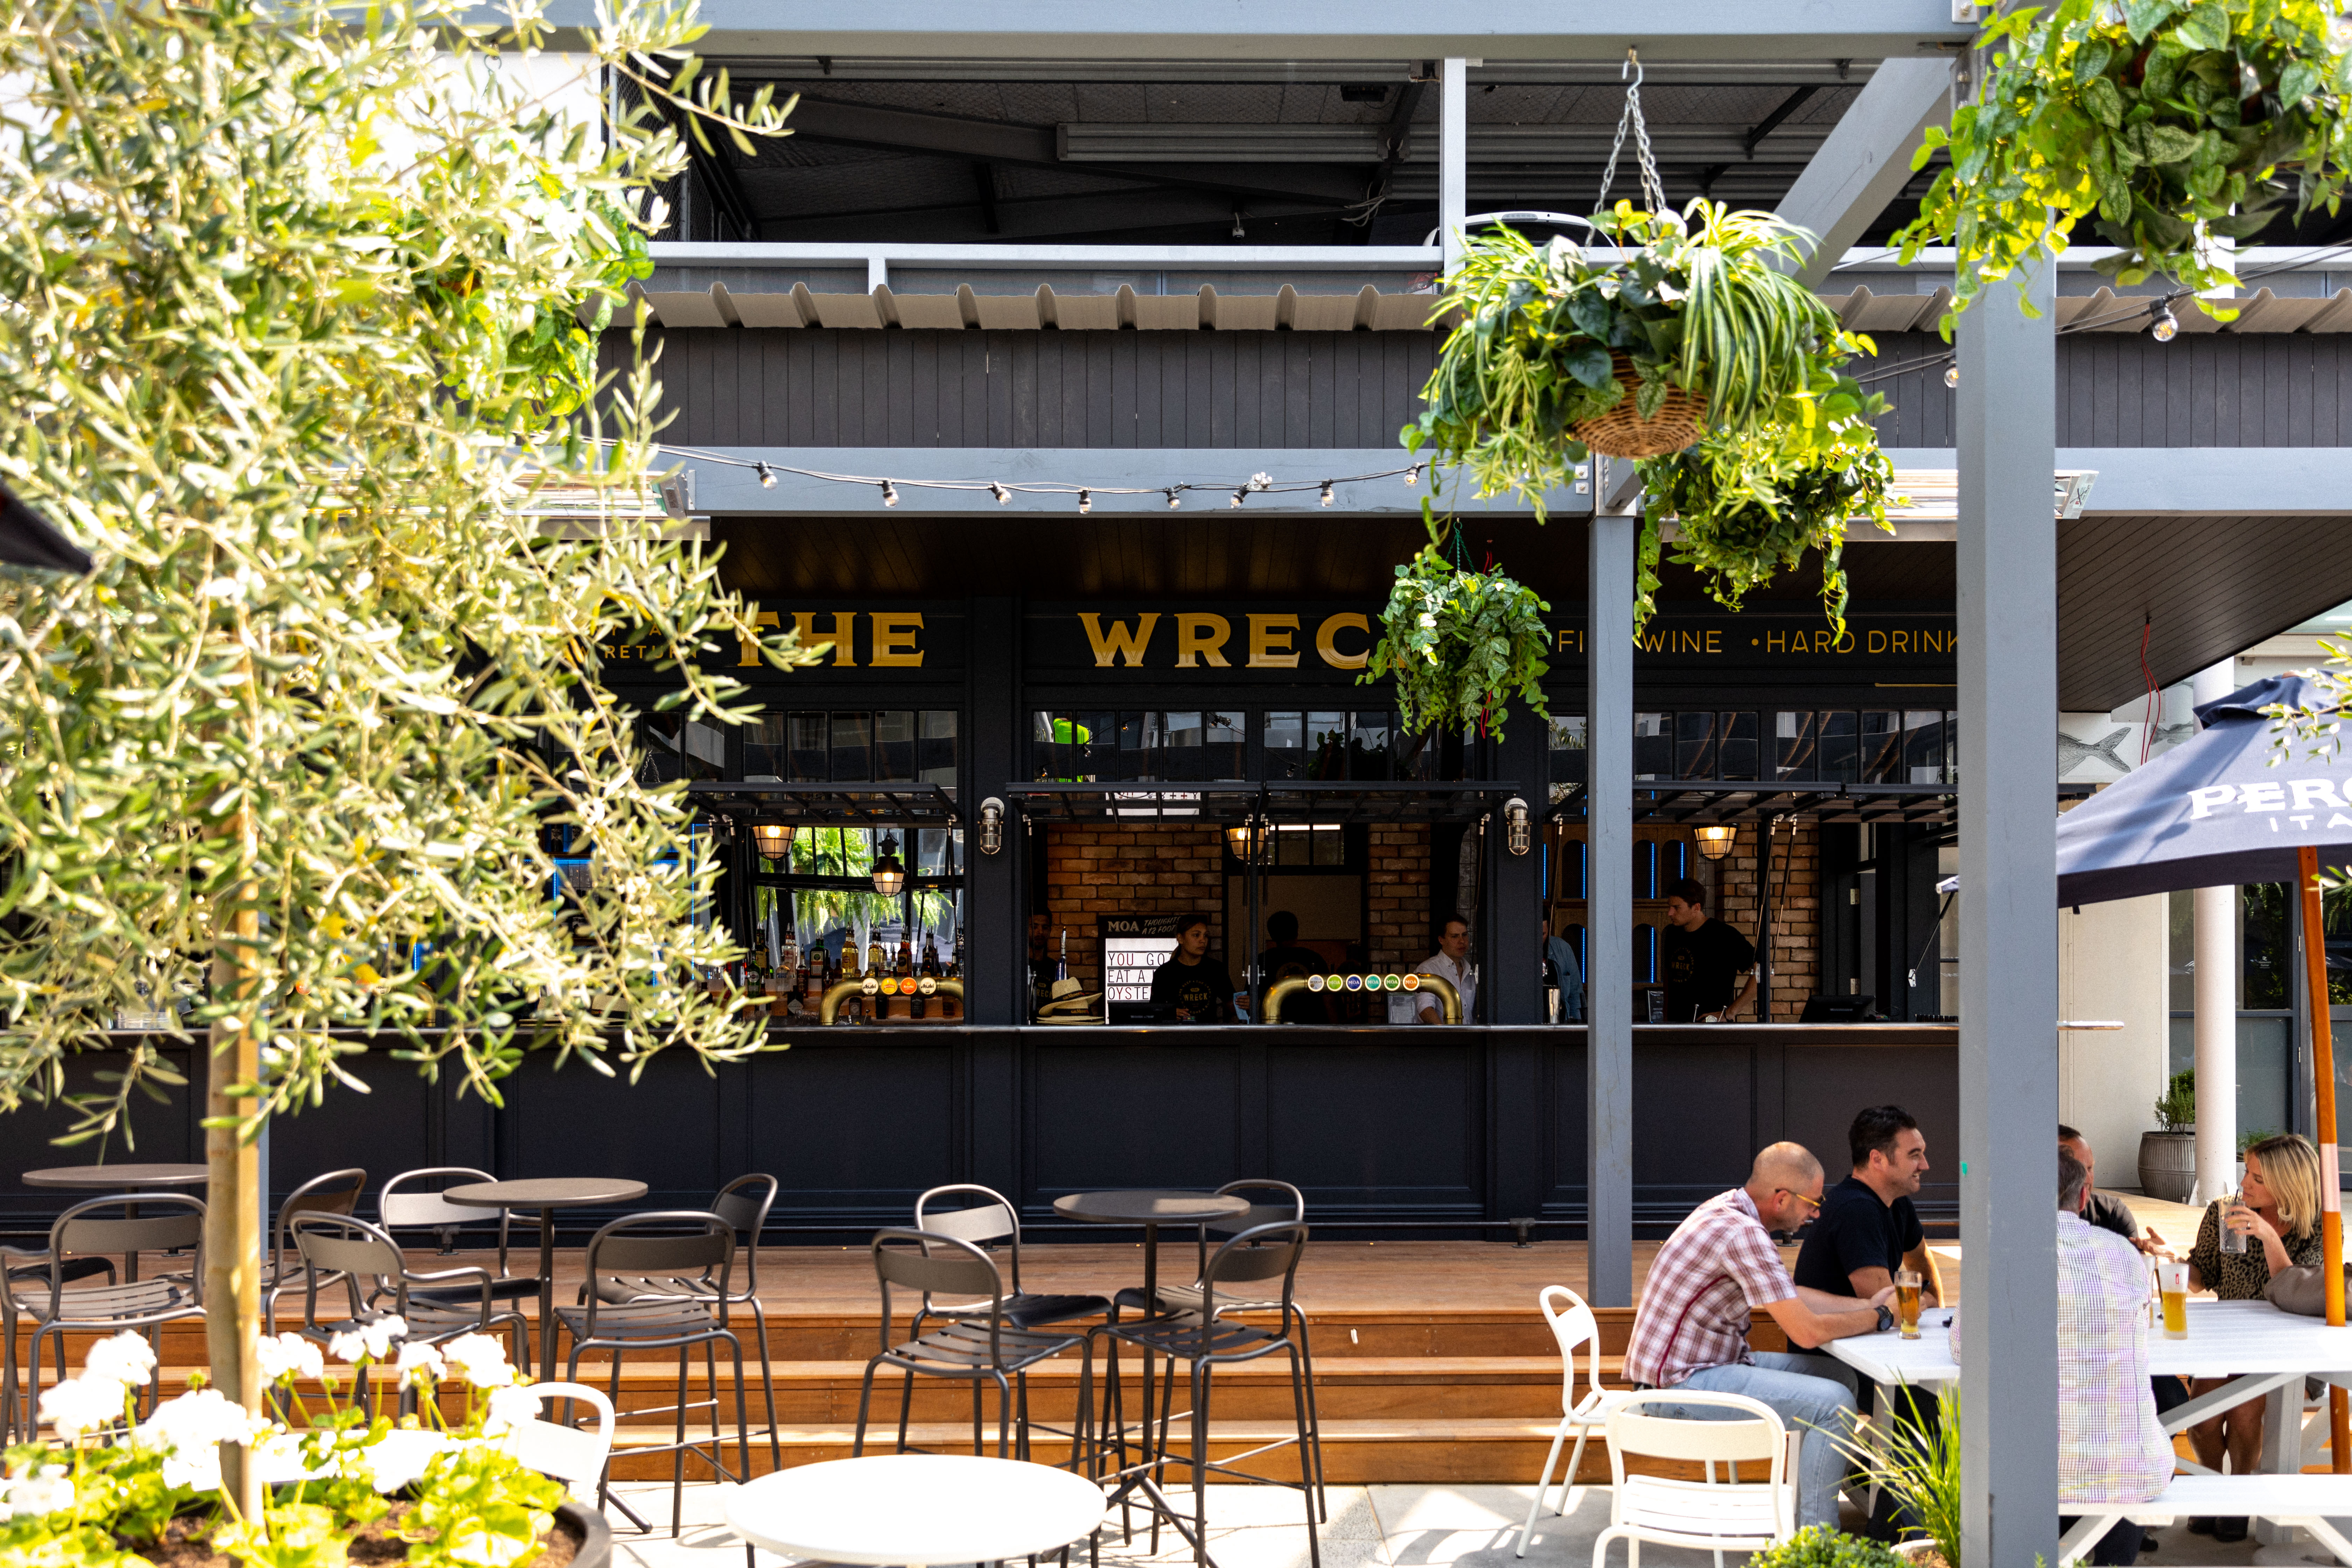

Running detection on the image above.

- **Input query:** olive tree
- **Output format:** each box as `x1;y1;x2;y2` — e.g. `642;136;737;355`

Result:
0;0;801;1506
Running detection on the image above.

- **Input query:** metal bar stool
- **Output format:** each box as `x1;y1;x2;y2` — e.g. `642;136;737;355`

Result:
260;1167;367;1334
287;1213;533;1404
854;1227;1094;1470
556;1212;754;1538
1089;1220;1319;1568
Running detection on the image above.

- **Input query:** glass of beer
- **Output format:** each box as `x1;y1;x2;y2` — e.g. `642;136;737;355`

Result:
1894;1268;1923;1339
2157;1258;2190;1339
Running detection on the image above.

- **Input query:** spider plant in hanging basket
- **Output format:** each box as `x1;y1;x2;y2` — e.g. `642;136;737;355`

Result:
1402;201;1864;499
1900;0;2352;325
1361;516;1552;742
1632;365;1901;636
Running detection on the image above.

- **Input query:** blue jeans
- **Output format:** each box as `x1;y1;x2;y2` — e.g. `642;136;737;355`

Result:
1650;1353;1862;1531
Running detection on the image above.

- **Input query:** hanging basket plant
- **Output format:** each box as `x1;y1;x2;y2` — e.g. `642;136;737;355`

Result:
1901;0;2352;321
1402;201;1872;503
1633;366;1902;635
1361;519;1552;742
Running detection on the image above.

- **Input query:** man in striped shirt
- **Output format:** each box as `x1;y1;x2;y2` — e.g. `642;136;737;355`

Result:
1624;1142;1897;1531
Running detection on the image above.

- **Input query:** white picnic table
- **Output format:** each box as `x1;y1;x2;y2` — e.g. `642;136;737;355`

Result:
1827;1300;2352;1555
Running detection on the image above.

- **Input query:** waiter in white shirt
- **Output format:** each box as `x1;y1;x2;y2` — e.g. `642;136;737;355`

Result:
1394;912;1477;1024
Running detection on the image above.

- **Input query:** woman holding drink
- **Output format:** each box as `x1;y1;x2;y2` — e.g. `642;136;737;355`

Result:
2179;1132;2327;1541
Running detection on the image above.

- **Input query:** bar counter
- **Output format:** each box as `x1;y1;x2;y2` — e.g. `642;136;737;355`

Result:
0;1025;1958;1239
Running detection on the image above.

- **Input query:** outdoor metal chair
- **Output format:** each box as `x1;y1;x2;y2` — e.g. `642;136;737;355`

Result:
855;1227;1094;1470
1;1193;206;1442
287;1212;532;1390
378;1165;541;1286
497;1380;617;1501
260;1167;367;1333
912;1182;1109;1331
1088;1220;1319;1568
588;1172;782;1470
1107;1179;1325;1521
1590;1391;1798;1568
555;1212;754;1539
1515;1285;1624;1557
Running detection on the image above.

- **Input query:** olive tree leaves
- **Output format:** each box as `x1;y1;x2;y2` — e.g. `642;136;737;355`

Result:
1901;0;2352;324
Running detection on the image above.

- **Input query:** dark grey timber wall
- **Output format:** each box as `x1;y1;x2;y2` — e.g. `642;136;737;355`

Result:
624;327;2352;452
626;329;1441;450
0;1026;1956;1241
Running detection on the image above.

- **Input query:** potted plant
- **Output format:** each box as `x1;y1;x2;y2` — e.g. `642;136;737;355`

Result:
2140;1067;2202;1201
1;1328;607;1568
1900;0;2352;322
1404;202;1875;498
1824;1384;1959;1568
1632;365;1900;634
1743;1526;1914;1567
1361;522;1552;742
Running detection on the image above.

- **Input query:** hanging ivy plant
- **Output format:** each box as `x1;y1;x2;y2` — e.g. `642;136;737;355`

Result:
1362;516;1553;742
1402;202;1871;504
1634;366;1902;635
1900;0;2352;322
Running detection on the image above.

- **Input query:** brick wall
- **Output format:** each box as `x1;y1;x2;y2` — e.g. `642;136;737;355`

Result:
1040;825;1225;992
1708;820;1822;1021
1366;824;1431;969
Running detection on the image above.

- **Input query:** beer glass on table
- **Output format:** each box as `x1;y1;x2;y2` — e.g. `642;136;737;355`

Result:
1894;1268;1923;1339
2157;1258;2190;1339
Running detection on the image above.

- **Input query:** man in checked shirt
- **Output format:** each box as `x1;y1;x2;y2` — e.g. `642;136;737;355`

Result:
1624;1142;1898;1532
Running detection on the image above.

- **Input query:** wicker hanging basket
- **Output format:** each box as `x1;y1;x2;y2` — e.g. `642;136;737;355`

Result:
1568;352;1705;459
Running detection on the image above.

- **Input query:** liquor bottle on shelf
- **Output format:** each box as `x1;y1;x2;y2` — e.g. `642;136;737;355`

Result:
897;929;914;979
779;905;801;982
949;930;963;979
923;933;941;978
867;931;886;975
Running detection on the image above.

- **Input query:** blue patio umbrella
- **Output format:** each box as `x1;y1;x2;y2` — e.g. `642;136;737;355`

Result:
2054;673;2352;906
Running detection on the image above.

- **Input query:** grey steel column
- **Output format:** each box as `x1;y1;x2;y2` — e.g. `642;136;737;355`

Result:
1586;499;1635;1308
1957;256;2059;1565
1439;58;1467;273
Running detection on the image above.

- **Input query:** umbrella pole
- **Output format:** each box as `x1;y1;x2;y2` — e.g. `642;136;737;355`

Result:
2296;843;2349;1472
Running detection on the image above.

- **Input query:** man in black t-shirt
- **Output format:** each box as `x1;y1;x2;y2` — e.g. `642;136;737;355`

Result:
1151;911;1233;1023
1258;910;1329;1024
1660;877;1757;1022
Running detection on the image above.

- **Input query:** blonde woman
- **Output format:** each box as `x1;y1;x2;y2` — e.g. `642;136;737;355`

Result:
2182;1133;2325;1541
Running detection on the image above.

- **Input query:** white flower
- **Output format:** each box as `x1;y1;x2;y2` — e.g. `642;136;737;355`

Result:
395;1341;446;1388
361;1316;408;1360
482;1383;541;1437
441;1333;515;1390
83;1331;156;1394
38;1376;124;1441
134;1388;273;1491
3;1464;74;1519
359;1429;450;1494
256;1332;325;1385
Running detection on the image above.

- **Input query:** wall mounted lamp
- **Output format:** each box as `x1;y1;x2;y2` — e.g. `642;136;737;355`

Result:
1503;797;1532;856
978;798;1005;856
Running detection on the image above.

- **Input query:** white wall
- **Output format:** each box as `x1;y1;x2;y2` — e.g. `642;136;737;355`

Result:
2057;892;2171;1180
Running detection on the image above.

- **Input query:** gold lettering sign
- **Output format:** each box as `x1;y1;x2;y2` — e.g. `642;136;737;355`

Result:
1247;614;1301;669
793;611;859;667
870;611;925;667
737;609;782;666
1315;612;1371;671
1080;612;1159;667
1175;613;1233;668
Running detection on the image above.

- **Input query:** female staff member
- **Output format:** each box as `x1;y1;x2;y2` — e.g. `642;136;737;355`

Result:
2182;1132;2326;1541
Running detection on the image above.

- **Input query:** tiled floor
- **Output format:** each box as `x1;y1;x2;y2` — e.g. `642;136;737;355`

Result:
599;1481;2321;1568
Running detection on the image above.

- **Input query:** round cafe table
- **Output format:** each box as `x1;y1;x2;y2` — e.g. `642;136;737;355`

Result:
442;1177;647;1383
722;1454;1106;1566
22;1164;210;1281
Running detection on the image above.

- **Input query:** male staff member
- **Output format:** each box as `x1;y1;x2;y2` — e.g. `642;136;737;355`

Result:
1150;912;1233;1024
1624;1142;1893;1532
1259;911;1330;1024
1396;913;1477;1024
1662;877;1756;1022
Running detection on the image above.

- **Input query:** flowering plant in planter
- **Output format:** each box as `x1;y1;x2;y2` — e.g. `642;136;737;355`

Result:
1902;0;2352;322
1;1328;569;1568
1362;521;1552;742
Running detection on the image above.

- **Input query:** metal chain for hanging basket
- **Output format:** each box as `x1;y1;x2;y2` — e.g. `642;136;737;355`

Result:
1592;48;1669;219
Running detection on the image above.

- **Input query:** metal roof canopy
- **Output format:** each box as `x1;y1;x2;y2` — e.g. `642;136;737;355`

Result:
1259;780;1521;823
1001;780;1519;824
685;780;962;827
1554;779;2098;828
1002;782;1262;822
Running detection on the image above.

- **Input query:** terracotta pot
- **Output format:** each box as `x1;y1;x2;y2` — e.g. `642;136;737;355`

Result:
2138;1129;2198;1202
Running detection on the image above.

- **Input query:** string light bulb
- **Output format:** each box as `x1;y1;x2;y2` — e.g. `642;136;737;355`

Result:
1077;488;1092;514
1165;488;1182;510
881;479;899;507
1319;481;1335;507
1942;364;1959;388
1231;485;1248;508
1405;464;1421;486
989;482;1011;505
2149;300;2180;343
755;461;777;490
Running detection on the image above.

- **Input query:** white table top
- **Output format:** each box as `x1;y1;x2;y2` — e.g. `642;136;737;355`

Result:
722;1454;1107;1567
1826;1299;2352;1387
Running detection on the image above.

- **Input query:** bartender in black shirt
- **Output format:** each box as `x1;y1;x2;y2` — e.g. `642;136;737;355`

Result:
1151;911;1234;1023
1660;877;1757;1022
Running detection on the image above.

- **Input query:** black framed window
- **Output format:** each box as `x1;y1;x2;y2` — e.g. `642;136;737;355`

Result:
745;709;962;784
1621;708;1959;786
1031;708;1470;782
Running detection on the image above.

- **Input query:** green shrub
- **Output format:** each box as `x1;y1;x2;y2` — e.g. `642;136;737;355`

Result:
1743;1525;1909;1567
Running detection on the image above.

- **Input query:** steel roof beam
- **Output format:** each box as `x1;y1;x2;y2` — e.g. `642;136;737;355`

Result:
1775;54;1953;287
618;2;1973;62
